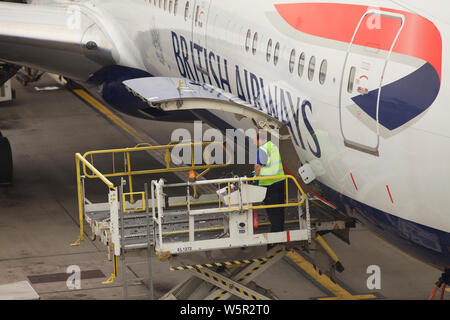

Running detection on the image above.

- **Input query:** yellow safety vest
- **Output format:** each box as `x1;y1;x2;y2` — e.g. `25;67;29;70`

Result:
257;141;285;186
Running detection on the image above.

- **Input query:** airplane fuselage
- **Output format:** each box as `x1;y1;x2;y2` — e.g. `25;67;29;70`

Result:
23;0;450;269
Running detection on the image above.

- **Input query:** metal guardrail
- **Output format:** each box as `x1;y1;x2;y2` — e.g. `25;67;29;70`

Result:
151;175;309;255
72;152;115;247
71;142;231;284
81;141;232;198
71;143;310;282
81;141;232;179
72;142;231;246
158;175;306;212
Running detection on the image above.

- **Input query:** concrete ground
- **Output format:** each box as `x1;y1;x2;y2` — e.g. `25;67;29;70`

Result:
0;75;445;300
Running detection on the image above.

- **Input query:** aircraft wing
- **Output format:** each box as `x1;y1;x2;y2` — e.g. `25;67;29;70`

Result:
0;2;117;81
123;77;282;130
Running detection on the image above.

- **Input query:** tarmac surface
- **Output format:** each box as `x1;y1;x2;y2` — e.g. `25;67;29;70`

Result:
0;75;446;300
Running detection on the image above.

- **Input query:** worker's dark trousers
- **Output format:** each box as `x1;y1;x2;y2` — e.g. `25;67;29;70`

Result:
263;180;286;232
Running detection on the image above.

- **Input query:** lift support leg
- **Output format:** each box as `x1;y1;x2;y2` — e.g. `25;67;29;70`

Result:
314;234;345;273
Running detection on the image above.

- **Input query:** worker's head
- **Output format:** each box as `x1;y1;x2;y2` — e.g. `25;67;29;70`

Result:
252;128;268;147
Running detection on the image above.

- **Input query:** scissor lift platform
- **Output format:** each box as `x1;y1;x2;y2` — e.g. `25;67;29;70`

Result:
84;197;319;252
71;144;356;299
83;175;312;257
84;195;228;251
82;180;353;261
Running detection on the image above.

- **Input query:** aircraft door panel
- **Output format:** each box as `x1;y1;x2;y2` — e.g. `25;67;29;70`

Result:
339;10;404;156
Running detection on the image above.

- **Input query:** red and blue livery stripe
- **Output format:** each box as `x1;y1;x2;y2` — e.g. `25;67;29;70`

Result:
275;3;442;130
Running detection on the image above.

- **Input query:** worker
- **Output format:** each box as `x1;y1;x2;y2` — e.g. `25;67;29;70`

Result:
253;129;286;233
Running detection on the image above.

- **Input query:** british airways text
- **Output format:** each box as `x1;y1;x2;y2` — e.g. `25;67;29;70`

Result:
171;31;321;158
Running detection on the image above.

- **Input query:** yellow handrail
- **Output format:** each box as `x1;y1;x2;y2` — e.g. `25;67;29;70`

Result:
72;142;234;285
77;153;115;189
81;141;231;179
72;141;231;246
163;175;306;214
245;175;306;210
122;192;146;213
72;153;116;246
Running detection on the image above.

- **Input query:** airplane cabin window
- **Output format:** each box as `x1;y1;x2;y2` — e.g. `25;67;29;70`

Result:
266;39;272;62
174;0;178;15
348;66;356;93
252;32;258;55
274;42;280;66
298;52;305;77
289;49;296;73
308;56;316;81
194;5;199;23
195;5;199;25
245;29;251;52
319;59;327;84
184;1;189;20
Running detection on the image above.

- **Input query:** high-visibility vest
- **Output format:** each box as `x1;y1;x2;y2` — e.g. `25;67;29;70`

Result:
257;141;285;186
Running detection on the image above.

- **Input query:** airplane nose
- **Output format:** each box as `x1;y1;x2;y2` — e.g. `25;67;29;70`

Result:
81;24;119;67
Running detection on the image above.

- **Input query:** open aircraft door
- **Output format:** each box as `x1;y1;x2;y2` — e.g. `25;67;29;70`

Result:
339;9;404;156
192;0;212;75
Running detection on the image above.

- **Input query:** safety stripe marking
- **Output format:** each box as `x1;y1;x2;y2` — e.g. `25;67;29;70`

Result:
306;188;337;209
350;173;358;191
169;249;282;271
72;89;148;143
213;248;284;300
386;185;394;203
192;268;261;300
286;250;376;300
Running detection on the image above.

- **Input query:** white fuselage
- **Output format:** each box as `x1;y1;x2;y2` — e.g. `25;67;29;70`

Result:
27;0;450;268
